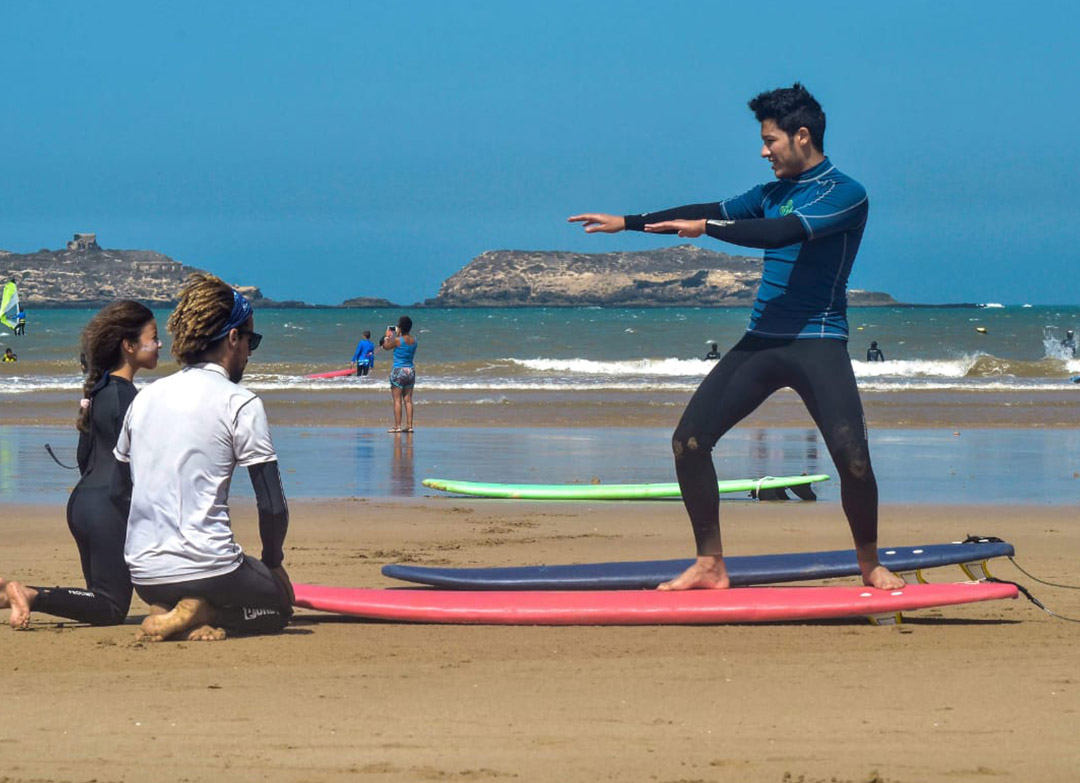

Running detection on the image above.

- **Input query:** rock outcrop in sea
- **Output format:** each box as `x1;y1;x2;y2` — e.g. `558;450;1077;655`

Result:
1;235;899;308
426;245;897;307
0;234;263;306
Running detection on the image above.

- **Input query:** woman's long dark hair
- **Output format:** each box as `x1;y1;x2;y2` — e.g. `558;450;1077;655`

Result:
77;301;155;432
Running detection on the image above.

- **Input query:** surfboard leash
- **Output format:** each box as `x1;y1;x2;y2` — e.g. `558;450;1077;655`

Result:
963;533;1080;591
985;577;1080;623
44;444;78;471
1006;556;1080;590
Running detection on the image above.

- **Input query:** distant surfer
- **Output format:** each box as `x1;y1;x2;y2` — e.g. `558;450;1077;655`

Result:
351;330;376;376
1;347;15;362
866;341;884;362
113;275;293;641
569;83;904;592
381;316;417;433
2;301;160;629
14;310;26;336
1062;330;1076;358
704;343;721;360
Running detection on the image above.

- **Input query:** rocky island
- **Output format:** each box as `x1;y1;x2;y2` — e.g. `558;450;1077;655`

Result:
427;245;897;307
1;235;899;308
0;234;263;307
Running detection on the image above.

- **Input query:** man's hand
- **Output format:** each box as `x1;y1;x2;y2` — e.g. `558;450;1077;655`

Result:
644;219;706;238
567;213;625;233
271;565;295;605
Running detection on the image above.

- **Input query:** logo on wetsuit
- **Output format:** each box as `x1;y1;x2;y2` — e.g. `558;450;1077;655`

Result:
779;198;795;216
242;607;280;621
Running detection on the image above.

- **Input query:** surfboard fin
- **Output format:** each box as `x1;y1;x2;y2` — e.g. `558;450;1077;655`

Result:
869;612;903;626
753;487;791;501
789;483;817;501
960;560;993;581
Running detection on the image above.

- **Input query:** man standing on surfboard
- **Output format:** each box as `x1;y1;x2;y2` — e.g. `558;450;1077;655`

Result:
569;83;905;592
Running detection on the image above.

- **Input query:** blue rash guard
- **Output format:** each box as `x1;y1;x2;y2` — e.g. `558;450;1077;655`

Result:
716;159;866;339
351;338;375;367
625;158;867;340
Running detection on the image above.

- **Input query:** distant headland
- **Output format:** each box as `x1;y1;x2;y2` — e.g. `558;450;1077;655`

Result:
0;233;939;309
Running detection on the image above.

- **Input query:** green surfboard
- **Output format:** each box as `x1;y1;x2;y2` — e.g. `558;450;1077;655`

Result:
421;474;829;500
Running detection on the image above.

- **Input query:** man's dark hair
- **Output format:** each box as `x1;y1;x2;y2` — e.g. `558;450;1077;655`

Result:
748;82;826;152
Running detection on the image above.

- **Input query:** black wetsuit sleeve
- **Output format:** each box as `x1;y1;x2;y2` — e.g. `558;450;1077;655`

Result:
703;214;807;249
110;461;132;519
76;429;91;475
623;203;727;232
248;460;289;568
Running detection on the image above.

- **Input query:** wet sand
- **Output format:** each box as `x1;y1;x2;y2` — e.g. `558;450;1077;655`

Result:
2;498;1078;782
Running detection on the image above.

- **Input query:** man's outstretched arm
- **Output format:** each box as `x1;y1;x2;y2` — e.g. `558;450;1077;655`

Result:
643;214;808;249
569;203;726;234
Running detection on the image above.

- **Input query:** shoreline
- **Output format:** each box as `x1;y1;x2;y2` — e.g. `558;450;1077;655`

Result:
4;387;1080;429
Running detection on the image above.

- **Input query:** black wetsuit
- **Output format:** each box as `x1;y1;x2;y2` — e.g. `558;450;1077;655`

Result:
31;374;136;625
625;162;880;556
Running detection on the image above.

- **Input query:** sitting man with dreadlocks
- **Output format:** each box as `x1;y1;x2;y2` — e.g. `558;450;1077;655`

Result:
114;273;293;641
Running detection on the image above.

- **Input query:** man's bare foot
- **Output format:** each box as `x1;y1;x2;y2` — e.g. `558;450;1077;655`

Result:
657;556;730;591
184;624;227;642
863;565;906;590
5;581;35;629
140;597;216;642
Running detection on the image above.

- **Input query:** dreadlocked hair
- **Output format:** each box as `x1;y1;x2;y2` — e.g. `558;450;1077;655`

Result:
167;273;237;365
77;301;155;433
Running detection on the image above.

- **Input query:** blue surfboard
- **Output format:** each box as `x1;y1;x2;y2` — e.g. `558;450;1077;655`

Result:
382;538;1014;590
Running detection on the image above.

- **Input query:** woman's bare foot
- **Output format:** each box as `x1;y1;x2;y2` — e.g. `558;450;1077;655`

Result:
5;581;36;629
864;565;906;590
184;624;227;642
140;597;217;642
657;556;731;591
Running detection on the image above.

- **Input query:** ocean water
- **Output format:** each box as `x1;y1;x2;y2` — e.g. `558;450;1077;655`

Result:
2;305;1080;395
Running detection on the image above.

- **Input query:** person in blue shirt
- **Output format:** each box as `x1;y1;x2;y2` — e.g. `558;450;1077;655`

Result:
14;310;26;336
569;83;903;593
380;315;417;433
351;330;375;376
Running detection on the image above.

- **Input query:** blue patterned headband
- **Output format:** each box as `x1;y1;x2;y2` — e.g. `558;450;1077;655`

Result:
210;289;254;342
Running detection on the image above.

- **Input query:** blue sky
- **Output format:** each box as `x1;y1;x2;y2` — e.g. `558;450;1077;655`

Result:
2;1;1078;305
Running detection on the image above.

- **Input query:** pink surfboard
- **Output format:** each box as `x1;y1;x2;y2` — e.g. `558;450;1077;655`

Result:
304;368;358;379
292;581;1017;625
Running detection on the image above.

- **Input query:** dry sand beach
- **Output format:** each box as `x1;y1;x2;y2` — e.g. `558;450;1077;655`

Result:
2;491;1079;782
2;384;1080;782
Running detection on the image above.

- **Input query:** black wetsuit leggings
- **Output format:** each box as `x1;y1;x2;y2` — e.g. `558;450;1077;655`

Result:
31;486;132;626
673;334;877;555
134;555;292;636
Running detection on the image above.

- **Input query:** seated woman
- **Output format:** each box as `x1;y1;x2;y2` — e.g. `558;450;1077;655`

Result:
2;301;160;629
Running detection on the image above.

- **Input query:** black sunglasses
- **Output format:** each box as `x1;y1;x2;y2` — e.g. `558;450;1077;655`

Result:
236;329;262;351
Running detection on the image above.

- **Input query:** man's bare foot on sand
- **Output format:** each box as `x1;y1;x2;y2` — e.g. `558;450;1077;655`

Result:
5;581;36;630
184;624;227;642
140;597;216;641
863;565;906;590
657;556;730;591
